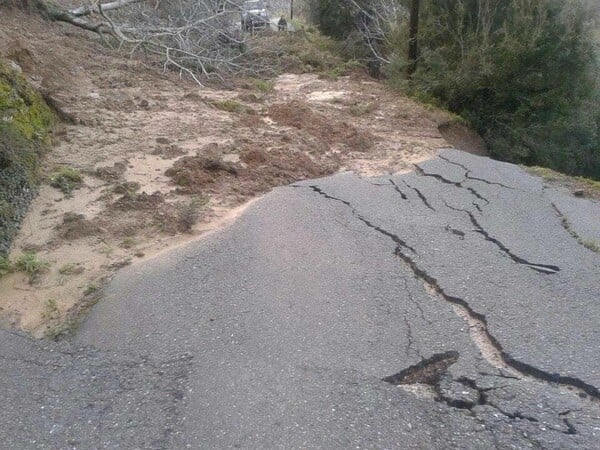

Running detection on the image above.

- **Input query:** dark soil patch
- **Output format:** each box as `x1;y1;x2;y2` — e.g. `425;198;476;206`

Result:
269;100;376;153
112;191;165;210
438;122;488;156
165;140;338;199
56;212;103;240
95;161;127;181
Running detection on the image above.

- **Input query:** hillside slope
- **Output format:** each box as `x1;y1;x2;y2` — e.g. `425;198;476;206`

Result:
0;9;486;336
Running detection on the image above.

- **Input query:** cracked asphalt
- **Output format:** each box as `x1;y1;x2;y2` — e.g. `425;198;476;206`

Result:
2;149;600;448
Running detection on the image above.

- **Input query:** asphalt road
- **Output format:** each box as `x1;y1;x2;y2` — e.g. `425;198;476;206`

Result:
2;149;600;448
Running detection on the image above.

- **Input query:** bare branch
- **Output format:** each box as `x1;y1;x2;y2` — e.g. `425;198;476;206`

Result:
70;0;145;17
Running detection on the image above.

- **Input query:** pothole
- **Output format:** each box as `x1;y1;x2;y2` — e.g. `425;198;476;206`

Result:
383;351;459;386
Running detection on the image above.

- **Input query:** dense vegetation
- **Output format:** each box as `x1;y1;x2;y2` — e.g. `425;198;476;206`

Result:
312;0;600;179
0;58;54;255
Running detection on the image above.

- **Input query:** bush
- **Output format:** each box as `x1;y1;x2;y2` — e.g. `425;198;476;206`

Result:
313;0;600;179
403;0;600;179
49;167;83;196
0;58;54;255
177;196;207;232
15;252;50;283
0;255;12;277
309;0;357;40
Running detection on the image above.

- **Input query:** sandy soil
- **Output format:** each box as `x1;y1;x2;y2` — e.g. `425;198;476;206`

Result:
0;10;486;337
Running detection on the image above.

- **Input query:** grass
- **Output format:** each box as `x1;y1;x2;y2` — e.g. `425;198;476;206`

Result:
582;240;600;253
178;196;208;232
15;252;50;283
349;101;377;117
42;298;59;320
526;166;600;199
248;78;274;92
211;99;244;113
0;255;12;277
558;215;600;255
119;237;137;249
58;263;82;275
98;245;113;256
83;282;99;295
49;167;83;197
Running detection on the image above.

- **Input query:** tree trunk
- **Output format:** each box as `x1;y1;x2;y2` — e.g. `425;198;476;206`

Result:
407;0;419;78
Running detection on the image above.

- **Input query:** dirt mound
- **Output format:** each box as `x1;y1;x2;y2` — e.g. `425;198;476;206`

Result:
166;153;239;192
165;142;335;198
56;212;103;240
112;192;165;211
269;100;376;152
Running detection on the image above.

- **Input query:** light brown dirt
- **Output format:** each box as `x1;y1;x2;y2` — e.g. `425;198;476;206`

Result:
0;9;484;337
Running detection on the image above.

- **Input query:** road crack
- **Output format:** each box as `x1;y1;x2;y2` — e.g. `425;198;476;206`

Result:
308;185;416;253
402;179;436;211
551;202;600;254
438;154;515;189
305;184;598;401
443;200;560;274
414;164;490;208
388;179;408;200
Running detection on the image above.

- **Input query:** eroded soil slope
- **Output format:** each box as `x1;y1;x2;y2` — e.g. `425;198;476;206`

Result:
0;10;484;336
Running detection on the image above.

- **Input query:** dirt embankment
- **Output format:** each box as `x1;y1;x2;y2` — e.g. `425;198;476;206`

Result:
0;10;486;338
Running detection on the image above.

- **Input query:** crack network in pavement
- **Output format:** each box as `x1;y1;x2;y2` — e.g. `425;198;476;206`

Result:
401;179;436;211
307;186;416;253
437;154;516;190
304;184;599;402
442;200;560;274
388;179;408;200
414;164;490;207
384;355;580;434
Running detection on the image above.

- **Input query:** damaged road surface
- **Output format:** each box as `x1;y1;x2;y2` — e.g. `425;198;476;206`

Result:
2;150;600;448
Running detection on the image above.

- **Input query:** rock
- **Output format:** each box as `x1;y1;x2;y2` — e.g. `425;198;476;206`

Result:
9;60;22;73
95;162;127;181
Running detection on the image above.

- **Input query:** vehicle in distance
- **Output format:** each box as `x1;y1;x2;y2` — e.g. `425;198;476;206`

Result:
241;0;270;30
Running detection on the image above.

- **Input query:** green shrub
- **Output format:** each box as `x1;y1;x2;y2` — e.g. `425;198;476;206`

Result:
0;255;12;276
211;99;244;113
15;252;50;283
49;167;83;196
249;78;274;92
309;0;356;40
404;0;600;179
177;196;208;232
0;58;54;255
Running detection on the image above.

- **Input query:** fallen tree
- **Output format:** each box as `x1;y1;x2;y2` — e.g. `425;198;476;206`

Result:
29;0;269;83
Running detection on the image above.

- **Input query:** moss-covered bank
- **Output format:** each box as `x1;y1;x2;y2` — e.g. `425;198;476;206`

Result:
0;58;55;255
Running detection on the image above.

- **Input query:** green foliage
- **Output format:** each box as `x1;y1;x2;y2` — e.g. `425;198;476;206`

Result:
248;78;274;92
15;252;50;283
83;282;99;295
0;61;55;144
42;298;59;320
211;99;244;112
0;57;54;255
396;0;600;179
0;255;12;276
582;240;600;253
275;28;351;76
58;263;79;275
49;167;83;196
309;0;357;39
177;196;208;232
